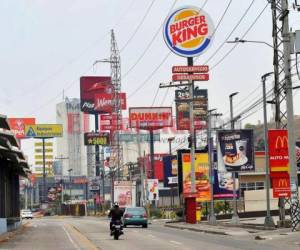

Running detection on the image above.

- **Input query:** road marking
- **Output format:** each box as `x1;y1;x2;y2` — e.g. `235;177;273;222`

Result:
133;230;138;233
170;240;182;245
148;234;156;238
62;226;80;250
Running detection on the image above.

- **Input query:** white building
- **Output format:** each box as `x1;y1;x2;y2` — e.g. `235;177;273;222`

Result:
56;98;89;176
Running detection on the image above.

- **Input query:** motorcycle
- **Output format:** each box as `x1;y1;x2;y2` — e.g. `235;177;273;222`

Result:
111;220;123;240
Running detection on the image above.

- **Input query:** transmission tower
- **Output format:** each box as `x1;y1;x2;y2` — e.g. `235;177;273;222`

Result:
110;30;123;181
271;0;300;230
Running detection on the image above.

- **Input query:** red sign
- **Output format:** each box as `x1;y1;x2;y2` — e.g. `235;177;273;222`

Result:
268;129;289;173
145;154;168;181
172;65;209;73
80;76;113;114
8;118;36;139
100;114;117;121
172;73;209;81
100;124;123;131
94;93;126;113
129;107;173;130
272;173;291;198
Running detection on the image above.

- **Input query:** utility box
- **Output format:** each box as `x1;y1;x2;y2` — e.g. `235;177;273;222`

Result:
296;30;300;54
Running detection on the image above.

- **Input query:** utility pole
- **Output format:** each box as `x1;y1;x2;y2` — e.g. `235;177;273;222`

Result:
55;155;69;205
229;92;240;224
137;129;145;206
281;0;299;231
262;72;276;228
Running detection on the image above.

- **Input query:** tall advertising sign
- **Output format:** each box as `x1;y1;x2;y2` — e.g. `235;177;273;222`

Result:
8;118;36;139
163;155;178;187
268;129;289;173
181;153;210;201
163;6;214;57
94;93;126;113
113;181;136;208
175;88;207;130
80;76;113;114
217;130;255;172
147;179;159;201
129;107;173;130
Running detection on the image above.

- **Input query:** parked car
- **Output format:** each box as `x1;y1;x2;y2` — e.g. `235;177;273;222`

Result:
21;209;33;219
123;207;148;228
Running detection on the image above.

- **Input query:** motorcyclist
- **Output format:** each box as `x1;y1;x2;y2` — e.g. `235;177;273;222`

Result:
108;202;124;235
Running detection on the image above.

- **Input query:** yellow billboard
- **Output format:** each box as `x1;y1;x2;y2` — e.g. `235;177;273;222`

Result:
182;153;211;202
35;142;53;147
25;124;63;138
35;155;53;160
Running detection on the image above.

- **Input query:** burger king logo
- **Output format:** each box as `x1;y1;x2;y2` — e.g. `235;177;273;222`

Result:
163;6;214;57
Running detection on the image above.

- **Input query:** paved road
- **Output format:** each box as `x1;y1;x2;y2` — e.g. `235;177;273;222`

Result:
1;217;300;250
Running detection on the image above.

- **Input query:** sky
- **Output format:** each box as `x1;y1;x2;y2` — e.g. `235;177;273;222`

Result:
1;0;300;164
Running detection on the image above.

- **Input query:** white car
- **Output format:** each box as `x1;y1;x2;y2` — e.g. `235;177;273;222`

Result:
21;209;33;219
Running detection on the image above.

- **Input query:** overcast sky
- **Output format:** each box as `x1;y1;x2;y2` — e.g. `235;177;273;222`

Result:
1;0;300;163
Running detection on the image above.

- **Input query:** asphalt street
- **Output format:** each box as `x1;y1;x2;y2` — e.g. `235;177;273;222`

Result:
1;217;300;250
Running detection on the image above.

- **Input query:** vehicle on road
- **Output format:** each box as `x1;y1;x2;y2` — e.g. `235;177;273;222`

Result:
123;207;148;228
21;209;33;219
111;220;123;240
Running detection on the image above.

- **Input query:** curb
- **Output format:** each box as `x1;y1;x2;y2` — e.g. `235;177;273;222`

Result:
164;224;228;235
0;222;29;243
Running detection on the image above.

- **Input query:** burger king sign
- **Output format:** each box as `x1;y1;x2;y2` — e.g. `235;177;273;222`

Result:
163;6;214;57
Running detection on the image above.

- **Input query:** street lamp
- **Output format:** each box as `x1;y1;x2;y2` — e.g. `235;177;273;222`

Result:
261;72;276;228
67;168;73;200
227;37;275;50
229;92;240;225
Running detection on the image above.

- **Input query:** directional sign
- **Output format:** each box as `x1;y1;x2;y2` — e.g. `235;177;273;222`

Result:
172;65;209;73
25;124;63;138
172;74;209;81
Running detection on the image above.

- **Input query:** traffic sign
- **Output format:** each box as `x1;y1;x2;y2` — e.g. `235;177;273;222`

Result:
172;74;209;81
25;124;63;138
172;65;209;73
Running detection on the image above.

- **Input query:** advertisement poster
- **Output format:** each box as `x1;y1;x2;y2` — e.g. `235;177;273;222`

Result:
94;92;126;113
129;107;173;129
175;88;207;130
163;155;178;187
145;154;168;181
181;153;211;202
80;76;113;114
268;129;289;173
8;118;36;139
114;181;136;208
271;173;291;198
217;130;255;172
147;179;159;201
84;132;110;146
296;141;300;172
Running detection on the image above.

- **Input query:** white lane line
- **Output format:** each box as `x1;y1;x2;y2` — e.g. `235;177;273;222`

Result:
148;234;156;238
170;240;182;245
62;226;80;250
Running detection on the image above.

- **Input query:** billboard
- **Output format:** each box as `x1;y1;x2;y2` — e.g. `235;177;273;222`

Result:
94;92;126;113
181;152;211;201
163;155;178;187
296;141;300;172
118;133;160;142
217;130;255;172
8;118;36;139
80;76;113;114
268;130;289;173
84;132;110;146
113;181;136;208
89;177;100;192
129;107;173;130
147;179;159;201
163;6;214;57
175;88;207;130
25;124;63;138
145;154;168;181
271;172;291;198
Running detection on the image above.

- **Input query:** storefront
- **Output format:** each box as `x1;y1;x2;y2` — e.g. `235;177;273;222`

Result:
0;115;29;234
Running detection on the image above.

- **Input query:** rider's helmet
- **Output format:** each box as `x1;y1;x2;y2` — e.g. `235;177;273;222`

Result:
113;202;119;208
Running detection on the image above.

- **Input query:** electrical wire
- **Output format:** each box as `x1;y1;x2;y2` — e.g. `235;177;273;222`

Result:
151;86;160;107
201;0;256;64
210;2;269;71
120;0;156;52
160;88;170;106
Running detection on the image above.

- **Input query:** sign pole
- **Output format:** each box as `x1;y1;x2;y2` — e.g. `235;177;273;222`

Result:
94;114;101;209
149;130;155;179
42;138;46;204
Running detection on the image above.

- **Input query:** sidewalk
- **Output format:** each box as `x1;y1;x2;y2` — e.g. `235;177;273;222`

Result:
165;216;296;239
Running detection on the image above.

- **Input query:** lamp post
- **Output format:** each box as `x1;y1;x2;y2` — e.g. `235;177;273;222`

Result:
262;72;276;228
229;92;240;224
67;168;73;200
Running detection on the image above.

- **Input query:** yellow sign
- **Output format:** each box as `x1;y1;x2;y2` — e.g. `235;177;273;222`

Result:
35;148;53;153
35;155;53;160
35;161;53;165
182;153;211;202
35;142;53;147
25;124;63;138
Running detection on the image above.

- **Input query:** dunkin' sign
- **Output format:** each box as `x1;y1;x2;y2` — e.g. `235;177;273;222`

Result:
163;6;214;57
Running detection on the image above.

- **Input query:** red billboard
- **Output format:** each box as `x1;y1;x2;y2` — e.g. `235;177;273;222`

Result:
94;92;126;113
80;76;113;114
268;129;289;173
8;118;36;139
145;154;168;181
129;107;173;130
271;172;291;198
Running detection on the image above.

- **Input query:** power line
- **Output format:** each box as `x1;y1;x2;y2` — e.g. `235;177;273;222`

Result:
210;2;269;71
120;0;156;52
